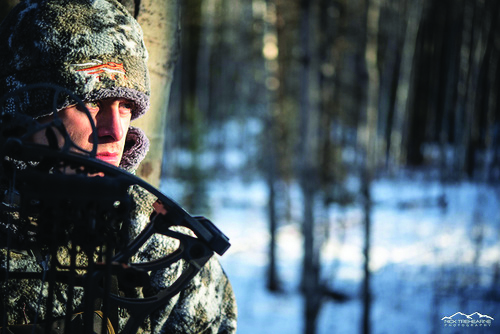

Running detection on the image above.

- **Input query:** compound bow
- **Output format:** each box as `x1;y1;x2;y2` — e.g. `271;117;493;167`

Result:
0;84;230;334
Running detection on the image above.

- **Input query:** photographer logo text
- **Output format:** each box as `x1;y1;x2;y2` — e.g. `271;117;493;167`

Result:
441;312;494;328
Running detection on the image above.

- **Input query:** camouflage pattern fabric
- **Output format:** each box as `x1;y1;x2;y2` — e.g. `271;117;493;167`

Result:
0;0;150;120
0;184;237;333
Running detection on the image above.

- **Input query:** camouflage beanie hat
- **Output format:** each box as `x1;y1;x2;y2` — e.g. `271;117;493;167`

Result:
0;0;151;171
0;0;150;121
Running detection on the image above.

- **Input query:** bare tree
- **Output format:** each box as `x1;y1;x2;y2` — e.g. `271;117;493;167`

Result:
359;0;381;332
297;0;323;332
262;0;282;292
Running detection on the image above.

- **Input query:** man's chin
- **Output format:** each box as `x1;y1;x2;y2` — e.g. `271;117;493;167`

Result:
96;155;121;167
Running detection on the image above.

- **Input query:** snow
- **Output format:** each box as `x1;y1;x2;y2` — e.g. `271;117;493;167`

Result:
161;172;500;333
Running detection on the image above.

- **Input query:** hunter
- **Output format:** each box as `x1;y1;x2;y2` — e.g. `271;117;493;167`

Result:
0;0;237;333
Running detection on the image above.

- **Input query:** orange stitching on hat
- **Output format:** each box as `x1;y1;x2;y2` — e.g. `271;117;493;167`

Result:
75;62;126;80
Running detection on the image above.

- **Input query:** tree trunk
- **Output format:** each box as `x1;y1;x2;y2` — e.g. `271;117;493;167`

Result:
133;0;181;187
360;0;381;332
263;0;282;293
298;0;321;333
453;0;475;179
266;162;280;291
360;169;372;334
390;0;422;167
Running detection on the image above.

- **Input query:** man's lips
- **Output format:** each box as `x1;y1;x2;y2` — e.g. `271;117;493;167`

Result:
96;152;120;166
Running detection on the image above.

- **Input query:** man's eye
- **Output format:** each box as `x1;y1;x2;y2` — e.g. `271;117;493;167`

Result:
85;101;99;112
119;101;135;114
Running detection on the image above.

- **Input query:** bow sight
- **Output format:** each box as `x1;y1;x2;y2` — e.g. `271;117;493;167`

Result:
0;84;230;334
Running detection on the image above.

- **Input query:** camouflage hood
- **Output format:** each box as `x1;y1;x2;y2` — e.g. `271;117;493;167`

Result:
0;0;151;171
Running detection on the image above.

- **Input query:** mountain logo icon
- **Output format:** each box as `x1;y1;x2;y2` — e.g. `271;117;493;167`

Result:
441;312;494;327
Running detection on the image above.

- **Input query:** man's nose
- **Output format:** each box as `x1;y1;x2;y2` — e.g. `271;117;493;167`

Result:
96;103;124;141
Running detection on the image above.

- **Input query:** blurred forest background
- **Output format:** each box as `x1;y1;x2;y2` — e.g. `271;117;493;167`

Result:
166;0;500;201
163;0;500;333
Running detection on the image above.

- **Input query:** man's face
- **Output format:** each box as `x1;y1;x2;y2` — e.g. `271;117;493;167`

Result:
33;98;134;167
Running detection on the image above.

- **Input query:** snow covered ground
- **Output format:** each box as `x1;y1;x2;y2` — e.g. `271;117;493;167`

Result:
161;172;500;333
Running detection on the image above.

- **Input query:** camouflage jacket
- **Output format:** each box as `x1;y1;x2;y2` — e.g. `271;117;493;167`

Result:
0;185;237;334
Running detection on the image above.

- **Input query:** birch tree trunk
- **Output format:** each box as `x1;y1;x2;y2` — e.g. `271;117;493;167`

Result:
132;0;181;187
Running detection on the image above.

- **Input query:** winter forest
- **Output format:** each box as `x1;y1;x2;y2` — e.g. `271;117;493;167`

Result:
2;0;500;333
161;0;500;333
